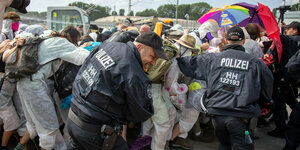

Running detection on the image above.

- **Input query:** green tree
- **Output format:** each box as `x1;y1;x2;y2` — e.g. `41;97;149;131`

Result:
39;12;47;19
112;11;117;16
105;6;111;15
69;2;110;21
178;4;190;19
69;2;89;11
291;3;299;11
188;2;212;20
119;9;125;16
157;4;176;18
128;11;134;16
135;9;157;17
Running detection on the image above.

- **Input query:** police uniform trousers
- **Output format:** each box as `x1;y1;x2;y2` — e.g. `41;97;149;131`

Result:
212;115;254;150
284;103;300;150
67;118;128;150
284;122;300;150
272;82;298;130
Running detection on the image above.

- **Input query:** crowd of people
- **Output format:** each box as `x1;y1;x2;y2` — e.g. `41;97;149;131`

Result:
0;1;300;150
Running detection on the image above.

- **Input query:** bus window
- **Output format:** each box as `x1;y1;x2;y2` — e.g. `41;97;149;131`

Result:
83;15;90;33
51;10;82;32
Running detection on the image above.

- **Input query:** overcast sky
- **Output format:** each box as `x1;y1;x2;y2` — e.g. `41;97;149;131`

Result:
27;0;299;14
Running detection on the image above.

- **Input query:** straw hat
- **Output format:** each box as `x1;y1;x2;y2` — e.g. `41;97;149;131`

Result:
4;12;21;21
175;34;196;50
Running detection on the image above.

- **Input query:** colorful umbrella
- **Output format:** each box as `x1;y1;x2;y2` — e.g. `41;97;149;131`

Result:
232;2;282;62
198;5;250;27
257;2;282;62
232;2;265;29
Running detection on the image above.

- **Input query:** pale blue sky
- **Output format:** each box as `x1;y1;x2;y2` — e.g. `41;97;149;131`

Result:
27;0;298;14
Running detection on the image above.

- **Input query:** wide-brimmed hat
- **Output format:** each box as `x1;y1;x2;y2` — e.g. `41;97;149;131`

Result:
164;29;183;40
4;12;21;21
175;34;196;50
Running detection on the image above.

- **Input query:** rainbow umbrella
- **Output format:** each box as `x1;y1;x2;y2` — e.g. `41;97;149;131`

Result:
232;2;265;29
198;5;250;27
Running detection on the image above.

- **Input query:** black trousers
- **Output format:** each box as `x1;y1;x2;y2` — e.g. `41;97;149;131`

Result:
212;115;254;150
284;122;300;150
273;82;298;130
67;119;129;150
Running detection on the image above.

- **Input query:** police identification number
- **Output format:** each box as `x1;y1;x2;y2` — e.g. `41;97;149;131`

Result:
216;70;245;95
219;72;240;86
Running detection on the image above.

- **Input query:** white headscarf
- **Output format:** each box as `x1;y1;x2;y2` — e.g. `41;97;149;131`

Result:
198;20;220;40
24;25;45;36
170;24;184;33
15;32;34;39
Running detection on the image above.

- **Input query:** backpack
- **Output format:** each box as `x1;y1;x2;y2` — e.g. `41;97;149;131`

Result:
147;38;178;83
53;62;81;99
104;30;139;43
52;44;100;99
5;37;47;79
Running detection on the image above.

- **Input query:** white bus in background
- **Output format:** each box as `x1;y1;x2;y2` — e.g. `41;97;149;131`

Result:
47;6;89;34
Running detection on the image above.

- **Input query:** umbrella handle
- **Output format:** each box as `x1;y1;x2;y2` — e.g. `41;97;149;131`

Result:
266;41;275;55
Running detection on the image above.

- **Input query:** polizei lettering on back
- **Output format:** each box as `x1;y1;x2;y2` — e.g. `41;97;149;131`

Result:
95;48;115;69
220;58;249;70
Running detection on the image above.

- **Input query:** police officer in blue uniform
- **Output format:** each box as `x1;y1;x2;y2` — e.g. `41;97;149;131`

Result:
67;31;168;150
283;49;300;150
176;27;273;150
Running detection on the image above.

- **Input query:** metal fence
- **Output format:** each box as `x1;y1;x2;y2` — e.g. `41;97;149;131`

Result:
92;19;201;31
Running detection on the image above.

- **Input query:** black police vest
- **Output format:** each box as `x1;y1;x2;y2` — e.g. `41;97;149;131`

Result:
72;45;127;124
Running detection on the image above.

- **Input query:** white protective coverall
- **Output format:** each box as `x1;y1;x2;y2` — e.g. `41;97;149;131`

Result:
16;37;90;150
143;84;177;150
0;77;26;136
172;44;200;139
0;19;14;43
